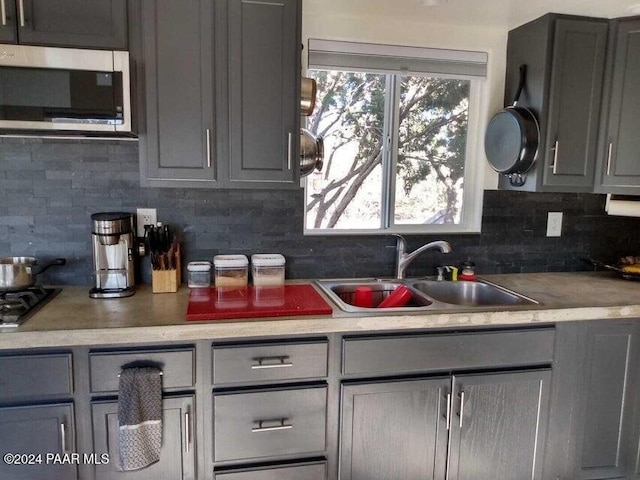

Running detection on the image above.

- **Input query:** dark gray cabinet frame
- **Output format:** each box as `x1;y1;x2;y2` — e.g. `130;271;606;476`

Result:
1;321;639;480
500;14;608;193
136;0;301;189
595;17;640;194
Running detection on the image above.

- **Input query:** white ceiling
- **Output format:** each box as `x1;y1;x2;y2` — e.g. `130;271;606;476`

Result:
303;0;640;29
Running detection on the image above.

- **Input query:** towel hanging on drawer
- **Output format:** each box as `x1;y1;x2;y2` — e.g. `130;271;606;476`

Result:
117;367;163;471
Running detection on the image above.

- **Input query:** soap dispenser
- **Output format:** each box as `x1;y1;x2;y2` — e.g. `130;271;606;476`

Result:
458;261;477;281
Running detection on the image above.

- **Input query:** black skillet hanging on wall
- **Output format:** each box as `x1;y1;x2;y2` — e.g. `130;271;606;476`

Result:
484;65;540;187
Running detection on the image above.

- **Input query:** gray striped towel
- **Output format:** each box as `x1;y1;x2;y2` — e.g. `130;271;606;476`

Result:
117;367;163;471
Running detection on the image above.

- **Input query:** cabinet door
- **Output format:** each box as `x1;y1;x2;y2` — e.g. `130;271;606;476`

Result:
543;18;607;190
576;322;640;479
339;378;450;480
91;395;195;480
138;0;216;187
447;369;551;480
597;18;640;193
225;0;299;186
17;0;127;49
0;0;17;43
0;403;77;480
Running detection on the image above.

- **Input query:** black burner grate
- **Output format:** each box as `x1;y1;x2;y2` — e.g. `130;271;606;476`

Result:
0;287;60;327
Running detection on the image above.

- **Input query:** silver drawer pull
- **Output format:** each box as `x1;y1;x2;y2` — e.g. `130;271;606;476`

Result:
445;393;451;431
18;0;24;27
60;423;67;454
117;371;163;377
251;356;293;370
185;411;191;453
206;128;212;168
550;140;559;174
252;419;293;433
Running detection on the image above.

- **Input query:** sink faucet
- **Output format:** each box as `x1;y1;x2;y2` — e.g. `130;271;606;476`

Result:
393;234;452;279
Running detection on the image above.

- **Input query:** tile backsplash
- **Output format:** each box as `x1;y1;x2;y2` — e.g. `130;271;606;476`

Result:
1;138;639;286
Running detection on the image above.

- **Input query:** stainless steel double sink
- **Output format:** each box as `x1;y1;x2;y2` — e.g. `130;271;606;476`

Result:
315;278;539;313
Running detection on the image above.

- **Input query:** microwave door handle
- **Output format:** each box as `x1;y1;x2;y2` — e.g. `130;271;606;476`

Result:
1;0;6;26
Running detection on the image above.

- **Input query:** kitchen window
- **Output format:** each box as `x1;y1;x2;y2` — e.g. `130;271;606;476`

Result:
304;40;487;235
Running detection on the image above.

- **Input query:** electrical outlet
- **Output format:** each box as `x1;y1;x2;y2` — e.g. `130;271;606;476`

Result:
546;212;562;237
136;208;157;237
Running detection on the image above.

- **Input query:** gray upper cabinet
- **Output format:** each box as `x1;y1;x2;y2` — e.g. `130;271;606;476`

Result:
137;0;301;189
224;0;300;187
137;0;216;187
500;14;607;192
595;17;640;194
4;0;127;49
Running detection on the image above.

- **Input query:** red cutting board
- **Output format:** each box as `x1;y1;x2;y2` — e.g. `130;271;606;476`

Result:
186;284;333;321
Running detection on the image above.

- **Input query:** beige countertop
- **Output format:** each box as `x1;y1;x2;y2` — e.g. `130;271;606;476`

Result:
1;272;639;350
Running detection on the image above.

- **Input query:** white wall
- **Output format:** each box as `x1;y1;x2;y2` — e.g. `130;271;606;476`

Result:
302;6;505;190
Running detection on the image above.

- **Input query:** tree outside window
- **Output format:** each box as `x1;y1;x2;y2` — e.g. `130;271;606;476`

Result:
305;69;471;232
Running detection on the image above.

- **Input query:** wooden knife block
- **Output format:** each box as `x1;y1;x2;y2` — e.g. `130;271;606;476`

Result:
151;244;181;293
152;269;179;293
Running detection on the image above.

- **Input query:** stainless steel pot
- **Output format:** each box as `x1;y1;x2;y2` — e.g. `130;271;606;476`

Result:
301;77;317;116
0;257;67;291
300;128;324;177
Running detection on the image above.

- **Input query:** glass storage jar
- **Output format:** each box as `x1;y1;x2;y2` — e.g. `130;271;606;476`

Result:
187;261;211;288
213;255;249;287
251;254;285;286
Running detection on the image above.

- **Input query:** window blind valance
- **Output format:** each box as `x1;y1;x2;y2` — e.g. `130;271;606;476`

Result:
308;39;488;78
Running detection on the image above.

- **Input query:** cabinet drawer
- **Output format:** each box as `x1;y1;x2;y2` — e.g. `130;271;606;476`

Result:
213;386;327;462
89;347;195;393
0;353;73;400
343;328;555;376
215;462;327;480
212;340;328;385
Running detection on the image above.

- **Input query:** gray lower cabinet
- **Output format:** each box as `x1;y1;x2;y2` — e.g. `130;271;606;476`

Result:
223;0;300;187
501;14;608;192
339;378;450;480
446;370;550;480
340;370;550;480
213;385;327;463
215;461;327;480
137;0;216;187
91;395;195;480
0;403;77;480
596;17;640;194
545;320;640;479
0;352;73;401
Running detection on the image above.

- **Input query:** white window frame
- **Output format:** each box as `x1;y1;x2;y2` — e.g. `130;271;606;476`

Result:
303;41;487;236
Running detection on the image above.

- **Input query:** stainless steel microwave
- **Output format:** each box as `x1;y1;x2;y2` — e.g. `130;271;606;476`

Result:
0;44;131;133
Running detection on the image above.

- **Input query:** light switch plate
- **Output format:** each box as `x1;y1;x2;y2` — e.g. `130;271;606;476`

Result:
136;208;157;237
546;212;562;237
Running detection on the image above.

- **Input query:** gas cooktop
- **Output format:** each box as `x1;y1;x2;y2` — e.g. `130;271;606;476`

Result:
0;287;60;328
